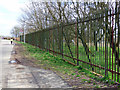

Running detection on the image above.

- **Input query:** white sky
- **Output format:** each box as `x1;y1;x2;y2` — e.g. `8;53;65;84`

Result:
0;0;116;37
0;0;29;36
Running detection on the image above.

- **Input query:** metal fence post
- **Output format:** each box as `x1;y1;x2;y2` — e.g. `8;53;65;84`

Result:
105;9;108;77
49;29;50;53
53;27;54;55
112;6;114;80
24;25;26;43
117;2;120;82
76;18;79;65
61;22;64;59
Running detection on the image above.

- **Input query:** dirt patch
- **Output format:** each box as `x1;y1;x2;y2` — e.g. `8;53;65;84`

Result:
11;43;38;67
10;42;119;88
16;67;25;69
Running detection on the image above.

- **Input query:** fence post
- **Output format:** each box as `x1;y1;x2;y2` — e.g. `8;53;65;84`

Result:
24;26;26;43
49;29;50;53
76;18;79;65
20;35;21;42
112;6;114;80
117;2;120;82
61;22;64;59
53;27;54;55
114;2;117;81
105;9;108;77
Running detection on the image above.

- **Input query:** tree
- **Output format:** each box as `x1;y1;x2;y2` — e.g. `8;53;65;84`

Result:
11;26;21;38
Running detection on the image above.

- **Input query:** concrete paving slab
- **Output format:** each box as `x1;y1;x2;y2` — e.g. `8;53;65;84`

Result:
1;39;71;88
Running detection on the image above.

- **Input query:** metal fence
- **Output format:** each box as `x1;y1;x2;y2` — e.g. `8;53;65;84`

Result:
20;8;120;82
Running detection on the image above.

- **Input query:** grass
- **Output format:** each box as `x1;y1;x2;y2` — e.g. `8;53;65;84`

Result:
17;41;77;75
50;43;120;82
16;41;119;84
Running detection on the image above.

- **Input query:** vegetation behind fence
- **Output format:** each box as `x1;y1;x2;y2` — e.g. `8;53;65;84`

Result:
20;8;120;83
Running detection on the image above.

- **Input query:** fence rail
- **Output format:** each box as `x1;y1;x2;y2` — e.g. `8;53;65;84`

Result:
20;8;120;82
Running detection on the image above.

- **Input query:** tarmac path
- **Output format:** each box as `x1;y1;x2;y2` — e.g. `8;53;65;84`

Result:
0;39;14;88
0;38;2;89
0;39;70;88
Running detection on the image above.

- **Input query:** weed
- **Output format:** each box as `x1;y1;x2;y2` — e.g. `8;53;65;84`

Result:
93;77;97;80
72;73;76;75
82;79;87;82
93;82;96;85
76;66;83;70
88;80;92;83
95;85;100;88
76;75;80;77
117;85;120;88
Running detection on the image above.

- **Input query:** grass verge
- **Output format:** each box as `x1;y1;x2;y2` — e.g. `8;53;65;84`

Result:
16;41;118;87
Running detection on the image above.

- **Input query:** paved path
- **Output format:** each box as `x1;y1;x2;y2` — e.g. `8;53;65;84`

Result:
0;39;14;89
0;38;2;88
1;39;70;88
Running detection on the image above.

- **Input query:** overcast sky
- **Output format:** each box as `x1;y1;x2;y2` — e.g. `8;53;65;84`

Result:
0;0;116;37
0;0;29;36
